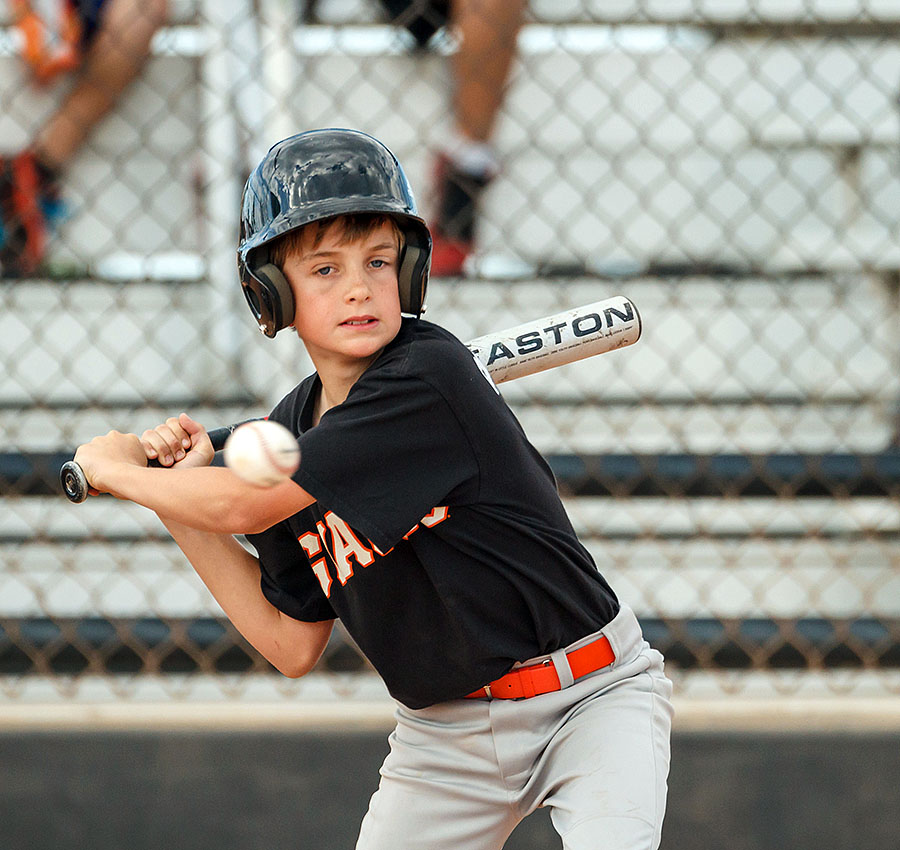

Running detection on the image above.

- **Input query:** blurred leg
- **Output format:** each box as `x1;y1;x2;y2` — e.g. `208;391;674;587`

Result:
1;0;166;276
35;0;168;169
430;0;525;275
450;0;525;144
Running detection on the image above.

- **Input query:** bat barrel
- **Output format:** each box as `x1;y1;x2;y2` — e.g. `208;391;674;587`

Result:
467;295;641;384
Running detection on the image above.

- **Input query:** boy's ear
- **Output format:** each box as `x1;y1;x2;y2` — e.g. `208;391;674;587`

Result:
244;262;296;337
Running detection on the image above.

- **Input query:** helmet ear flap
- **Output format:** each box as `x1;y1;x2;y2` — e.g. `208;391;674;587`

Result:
397;226;431;316
241;261;295;338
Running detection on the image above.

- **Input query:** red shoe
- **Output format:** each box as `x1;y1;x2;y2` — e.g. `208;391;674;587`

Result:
0;152;52;277
429;233;471;277
429;153;494;277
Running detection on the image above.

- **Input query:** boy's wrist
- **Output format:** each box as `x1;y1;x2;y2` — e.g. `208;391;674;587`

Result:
74;431;149;492
95;457;148;497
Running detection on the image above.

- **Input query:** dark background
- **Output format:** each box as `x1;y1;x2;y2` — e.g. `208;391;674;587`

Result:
2;729;898;850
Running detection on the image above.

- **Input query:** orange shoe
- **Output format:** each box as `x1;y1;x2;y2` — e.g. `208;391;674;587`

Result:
13;0;83;84
0;151;59;277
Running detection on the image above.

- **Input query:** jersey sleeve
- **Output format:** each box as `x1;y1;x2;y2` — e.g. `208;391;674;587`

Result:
247;522;336;622
294;371;480;552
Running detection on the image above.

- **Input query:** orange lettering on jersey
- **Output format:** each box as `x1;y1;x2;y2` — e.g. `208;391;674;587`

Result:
420;505;450;527
299;531;332;597
298;506;450;594
404;505;450;539
324;511;375;585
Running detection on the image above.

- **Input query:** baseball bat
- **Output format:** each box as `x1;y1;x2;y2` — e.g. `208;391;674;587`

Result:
60;295;640;503
59;422;252;504
466;294;640;383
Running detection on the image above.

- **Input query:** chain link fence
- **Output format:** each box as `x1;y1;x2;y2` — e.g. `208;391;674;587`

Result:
1;0;899;707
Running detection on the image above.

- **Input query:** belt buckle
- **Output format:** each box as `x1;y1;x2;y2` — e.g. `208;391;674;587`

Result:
514;657;555;700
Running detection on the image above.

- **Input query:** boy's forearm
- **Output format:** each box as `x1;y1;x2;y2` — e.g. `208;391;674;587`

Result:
100;463;311;534
161;518;331;677
101;463;245;529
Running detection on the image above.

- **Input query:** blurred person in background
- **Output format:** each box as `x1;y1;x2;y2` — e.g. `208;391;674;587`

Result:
381;0;526;276
1;0;167;277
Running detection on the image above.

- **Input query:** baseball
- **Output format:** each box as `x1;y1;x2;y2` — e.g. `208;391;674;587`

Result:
223;420;300;486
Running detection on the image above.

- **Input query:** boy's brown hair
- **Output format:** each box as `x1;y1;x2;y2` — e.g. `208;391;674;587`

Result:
269;212;403;268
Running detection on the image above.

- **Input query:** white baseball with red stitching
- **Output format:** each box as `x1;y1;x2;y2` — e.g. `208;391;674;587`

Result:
223;420;300;487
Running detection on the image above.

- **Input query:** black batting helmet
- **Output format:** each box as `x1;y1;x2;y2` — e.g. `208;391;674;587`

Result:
237;128;432;337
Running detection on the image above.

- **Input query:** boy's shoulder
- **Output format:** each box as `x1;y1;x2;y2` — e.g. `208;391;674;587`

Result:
392;316;470;360
383;318;479;383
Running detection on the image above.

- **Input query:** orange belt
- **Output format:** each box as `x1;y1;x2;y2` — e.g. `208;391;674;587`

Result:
465;635;615;700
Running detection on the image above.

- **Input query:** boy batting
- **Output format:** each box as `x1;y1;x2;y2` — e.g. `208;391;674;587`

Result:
74;128;673;849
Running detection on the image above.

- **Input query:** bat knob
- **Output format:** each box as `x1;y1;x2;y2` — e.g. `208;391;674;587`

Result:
60;461;90;504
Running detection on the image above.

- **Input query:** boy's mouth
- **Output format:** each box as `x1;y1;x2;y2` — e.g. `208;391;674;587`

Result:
341;317;377;327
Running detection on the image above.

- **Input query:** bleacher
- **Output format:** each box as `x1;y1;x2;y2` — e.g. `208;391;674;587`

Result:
1;1;899;696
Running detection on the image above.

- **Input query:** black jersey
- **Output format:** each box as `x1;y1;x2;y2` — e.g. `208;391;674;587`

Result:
247;318;619;708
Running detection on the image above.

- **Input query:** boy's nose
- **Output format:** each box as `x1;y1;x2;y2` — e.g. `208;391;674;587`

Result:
346;270;372;300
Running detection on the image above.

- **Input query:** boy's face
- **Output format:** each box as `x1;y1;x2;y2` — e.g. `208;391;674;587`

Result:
282;218;404;371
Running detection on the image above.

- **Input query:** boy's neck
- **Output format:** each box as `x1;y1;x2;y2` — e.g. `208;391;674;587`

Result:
310;356;374;426
312;383;342;427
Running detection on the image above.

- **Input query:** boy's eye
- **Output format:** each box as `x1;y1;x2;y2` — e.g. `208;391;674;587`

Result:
370;259;386;269
315;265;334;276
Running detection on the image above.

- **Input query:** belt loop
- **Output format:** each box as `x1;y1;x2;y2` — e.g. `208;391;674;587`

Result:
550;648;574;689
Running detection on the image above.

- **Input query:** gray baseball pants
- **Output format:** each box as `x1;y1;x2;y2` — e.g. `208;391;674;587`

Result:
356;604;673;850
